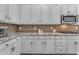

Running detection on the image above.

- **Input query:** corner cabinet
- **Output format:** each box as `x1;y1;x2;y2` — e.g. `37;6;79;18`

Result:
0;36;21;55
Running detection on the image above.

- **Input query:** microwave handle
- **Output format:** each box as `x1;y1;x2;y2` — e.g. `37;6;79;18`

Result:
61;15;63;24
76;15;78;22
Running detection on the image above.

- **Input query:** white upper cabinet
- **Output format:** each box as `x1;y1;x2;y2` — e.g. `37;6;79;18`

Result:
77;4;79;15
30;5;41;24
20;4;61;24
41;4;61;24
62;4;76;15
51;4;61;24
41;5;51;24
20;5;31;24
0;4;7;23
8;4;19;24
76;4;79;24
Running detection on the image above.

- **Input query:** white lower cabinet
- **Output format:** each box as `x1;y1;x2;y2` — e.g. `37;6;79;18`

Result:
0;36;21;55
22;36;55;54
67;40;79;54
56;47;66;54
22;36;34;54
11;37;21;55
56;40;66;47
34;39;44;54
44;39;55;54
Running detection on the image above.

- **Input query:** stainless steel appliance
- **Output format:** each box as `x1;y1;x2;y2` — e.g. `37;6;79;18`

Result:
0;26;8;37
61;15;78;24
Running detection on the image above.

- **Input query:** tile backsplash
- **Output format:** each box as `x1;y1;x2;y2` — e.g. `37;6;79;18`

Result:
17;24;79;33
0;23;17;33
0;23;79;33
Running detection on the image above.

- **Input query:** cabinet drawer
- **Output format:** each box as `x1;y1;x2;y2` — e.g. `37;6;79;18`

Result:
45;36;55;39
56;40;66;47
56;36;66;39
66;36;78;39
34;36;39;39
56;47;66;53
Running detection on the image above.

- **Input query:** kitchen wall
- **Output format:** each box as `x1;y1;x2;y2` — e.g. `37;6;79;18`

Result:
0;23;17;33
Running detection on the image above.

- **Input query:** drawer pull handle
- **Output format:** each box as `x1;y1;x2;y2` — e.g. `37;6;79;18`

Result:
31;41;32;45
60;49;63;51
45;41;46;45
11;47;15;52
42;42;43;45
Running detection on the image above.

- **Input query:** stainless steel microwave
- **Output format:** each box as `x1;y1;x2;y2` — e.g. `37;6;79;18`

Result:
61;15;78;24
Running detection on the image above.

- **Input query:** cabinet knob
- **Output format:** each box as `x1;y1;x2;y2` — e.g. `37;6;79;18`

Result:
44;41;46;45
60;49;63;51
5;15;7;19
42;41;43;45
11;47;15;52
31;41;33;45
68;11;70;13
6;44;9;46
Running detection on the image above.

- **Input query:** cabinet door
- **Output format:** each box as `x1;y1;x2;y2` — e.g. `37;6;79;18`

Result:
77;4;79;24
30;5;41;24
20;5;30;24
0;4;7;22
51;4;61;24
41;5;51;24
34;39;44;54
9;4;19;24
56;40;66;47
0;47;11;55
11;37;21;55
67;40;79;54
62;4;76;15
22;36;34;53
44;39;55;54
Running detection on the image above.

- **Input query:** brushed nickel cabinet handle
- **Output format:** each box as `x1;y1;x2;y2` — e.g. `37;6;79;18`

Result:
11;47;15;52
74;42;78;45
31;41;32;45
42;41;43;45
44;41;46;45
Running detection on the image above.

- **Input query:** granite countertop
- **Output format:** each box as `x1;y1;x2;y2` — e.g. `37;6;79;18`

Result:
0;34;18;44
18;33;79;36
